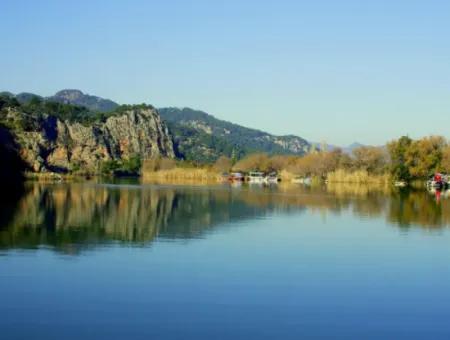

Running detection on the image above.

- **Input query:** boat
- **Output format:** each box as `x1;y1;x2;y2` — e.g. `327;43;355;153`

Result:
264;172;279;184
427;173;449;190
247;171;265;184
229;172;244;182
394;181;407;188
292;177;312;185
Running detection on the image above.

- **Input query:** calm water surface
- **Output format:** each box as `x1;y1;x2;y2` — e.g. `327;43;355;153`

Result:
1;180;450;339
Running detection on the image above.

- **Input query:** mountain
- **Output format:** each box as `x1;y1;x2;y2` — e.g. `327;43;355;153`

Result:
2;89;120;112
2;90;312;165
0;95;174;174
158;107;310;162
16;92;43;104
310;141;368;154
0;91;14;98
343;142;366;154
49;89;119;112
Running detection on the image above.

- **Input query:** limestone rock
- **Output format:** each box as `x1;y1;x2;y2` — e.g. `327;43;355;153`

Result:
5;107;175;173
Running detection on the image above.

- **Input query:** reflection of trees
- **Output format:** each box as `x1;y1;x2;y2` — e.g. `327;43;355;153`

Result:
387;190;450;229
0;183;178;252
1;182;450;254
0;183;306;253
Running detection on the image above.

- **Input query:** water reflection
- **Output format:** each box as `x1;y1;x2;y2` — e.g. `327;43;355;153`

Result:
0;181;449;253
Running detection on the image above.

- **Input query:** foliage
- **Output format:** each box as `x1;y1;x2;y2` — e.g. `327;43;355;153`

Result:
213;156;232;173
159;107;309;163
387;136;413;181
388;135;448;181
352;146;388;174
101;155;142;175
167;122;246;163
0;93;155;128
442;146;450;173
233;153;272;172
405;136;446;178
142;157;177;173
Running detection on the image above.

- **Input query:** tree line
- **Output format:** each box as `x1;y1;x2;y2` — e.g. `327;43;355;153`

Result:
211;135;450;183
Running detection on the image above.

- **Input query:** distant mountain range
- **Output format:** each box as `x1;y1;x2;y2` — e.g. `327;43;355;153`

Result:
1;89;366;162
310;141;367;155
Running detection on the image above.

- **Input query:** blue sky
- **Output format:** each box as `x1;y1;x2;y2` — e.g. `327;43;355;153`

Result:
1;0;449;145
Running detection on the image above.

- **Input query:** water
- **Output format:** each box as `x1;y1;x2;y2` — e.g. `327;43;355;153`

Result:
1;181;450;339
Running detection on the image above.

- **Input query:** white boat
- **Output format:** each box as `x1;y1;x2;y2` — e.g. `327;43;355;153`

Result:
292;177;311;185
248;171;265;183
394;181;407;188
264;172;279;184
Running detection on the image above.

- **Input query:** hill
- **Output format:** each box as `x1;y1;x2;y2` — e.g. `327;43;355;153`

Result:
159;107;310;162
1;90;312;164
0;94;174;174
3;89;120;113
49;89;119;112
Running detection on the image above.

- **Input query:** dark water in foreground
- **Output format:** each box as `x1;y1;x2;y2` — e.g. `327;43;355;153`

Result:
1;181;450;339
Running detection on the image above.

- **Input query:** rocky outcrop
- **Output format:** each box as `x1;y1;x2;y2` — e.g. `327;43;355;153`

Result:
4;107;175;173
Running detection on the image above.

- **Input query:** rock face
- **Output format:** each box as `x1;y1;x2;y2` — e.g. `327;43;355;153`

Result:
4;107;175;173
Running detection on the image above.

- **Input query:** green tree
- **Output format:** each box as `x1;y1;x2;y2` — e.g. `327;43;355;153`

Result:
405;136;446;178
387;136;412;181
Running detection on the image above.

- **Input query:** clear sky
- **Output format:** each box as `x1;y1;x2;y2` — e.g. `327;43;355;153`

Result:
1;0;449;145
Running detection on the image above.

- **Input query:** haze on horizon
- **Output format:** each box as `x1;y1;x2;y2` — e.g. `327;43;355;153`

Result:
1;0;449;146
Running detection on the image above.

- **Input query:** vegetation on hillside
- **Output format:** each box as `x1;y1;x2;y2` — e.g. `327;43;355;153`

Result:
0;93;155;128
159;107;310;162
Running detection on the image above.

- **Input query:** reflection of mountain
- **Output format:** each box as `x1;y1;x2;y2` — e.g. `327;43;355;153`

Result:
1;182;449;254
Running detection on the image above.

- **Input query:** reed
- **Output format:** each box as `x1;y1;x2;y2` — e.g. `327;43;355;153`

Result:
142;167;221;183
327;169;391;185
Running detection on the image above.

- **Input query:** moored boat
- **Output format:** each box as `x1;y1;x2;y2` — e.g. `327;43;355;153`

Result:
247;171;265;184
394;181;407;188
427;173;449;190
229;172;244;182
292;177;312;185
264;172;279;184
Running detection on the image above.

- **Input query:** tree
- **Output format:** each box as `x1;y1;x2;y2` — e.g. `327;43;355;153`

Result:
213;156;232;173
441;146;450;173
232;153;271;172
387;136;412;181
352;146;387;174
405;136;446;178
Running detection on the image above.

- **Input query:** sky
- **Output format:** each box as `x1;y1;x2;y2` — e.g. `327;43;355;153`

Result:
1;0;449;146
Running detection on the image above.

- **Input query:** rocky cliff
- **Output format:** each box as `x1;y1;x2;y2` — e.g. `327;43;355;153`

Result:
1;105;175;173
